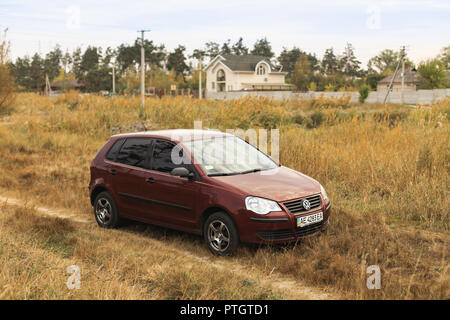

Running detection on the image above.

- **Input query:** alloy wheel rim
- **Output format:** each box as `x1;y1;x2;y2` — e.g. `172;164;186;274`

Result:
95;198;112;225
207;220;230;252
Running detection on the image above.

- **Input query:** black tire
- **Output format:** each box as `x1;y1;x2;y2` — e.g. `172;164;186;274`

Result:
203;212;239;255
93;191;121;228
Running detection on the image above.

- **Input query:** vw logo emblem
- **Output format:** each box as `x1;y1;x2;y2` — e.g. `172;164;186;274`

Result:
302;199;311;210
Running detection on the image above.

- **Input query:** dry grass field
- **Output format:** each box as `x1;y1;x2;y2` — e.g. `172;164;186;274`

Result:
0;92;448;299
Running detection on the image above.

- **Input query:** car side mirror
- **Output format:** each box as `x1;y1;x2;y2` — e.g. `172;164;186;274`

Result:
170;167;194;179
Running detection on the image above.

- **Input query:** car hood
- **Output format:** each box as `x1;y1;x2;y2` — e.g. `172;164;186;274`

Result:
212;166;321;202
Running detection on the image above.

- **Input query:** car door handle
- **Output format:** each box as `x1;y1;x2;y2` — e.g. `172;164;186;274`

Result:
109;169;117;175
145;177;155;184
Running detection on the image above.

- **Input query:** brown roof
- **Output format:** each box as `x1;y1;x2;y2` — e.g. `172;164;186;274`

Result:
378;68;419;84
50;79;85;89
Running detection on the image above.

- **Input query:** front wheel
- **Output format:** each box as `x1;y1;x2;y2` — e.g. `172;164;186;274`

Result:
204;212;239;255
94;191;120;228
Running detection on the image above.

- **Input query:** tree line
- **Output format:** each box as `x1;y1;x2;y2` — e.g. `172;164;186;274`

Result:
7;36;450;93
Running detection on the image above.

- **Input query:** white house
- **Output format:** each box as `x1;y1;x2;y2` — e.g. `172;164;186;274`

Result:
204;54;291;93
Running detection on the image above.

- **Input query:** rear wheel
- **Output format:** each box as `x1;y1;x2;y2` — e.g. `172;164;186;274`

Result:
204;212;239;255
94;191;120;228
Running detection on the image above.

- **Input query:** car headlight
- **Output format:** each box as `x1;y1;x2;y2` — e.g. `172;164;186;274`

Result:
320;184;329;202
245;196;282;215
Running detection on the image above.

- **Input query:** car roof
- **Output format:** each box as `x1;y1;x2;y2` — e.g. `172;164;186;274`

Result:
111;129;234;143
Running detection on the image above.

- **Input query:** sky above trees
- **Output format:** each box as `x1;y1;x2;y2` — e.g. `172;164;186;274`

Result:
1;0;449;65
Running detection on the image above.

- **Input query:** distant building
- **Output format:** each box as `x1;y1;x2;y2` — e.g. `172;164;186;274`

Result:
377;68;419;91
204;54;292;92
50;79;85;92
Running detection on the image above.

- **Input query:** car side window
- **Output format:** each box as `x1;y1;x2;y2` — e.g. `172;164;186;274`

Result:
115;138;151;168
151;139;185;174
105;139;125;162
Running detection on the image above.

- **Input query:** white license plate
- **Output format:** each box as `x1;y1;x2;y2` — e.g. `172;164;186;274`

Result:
297;211;323;228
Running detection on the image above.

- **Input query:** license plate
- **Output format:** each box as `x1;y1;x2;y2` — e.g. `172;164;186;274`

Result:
297;211;323;228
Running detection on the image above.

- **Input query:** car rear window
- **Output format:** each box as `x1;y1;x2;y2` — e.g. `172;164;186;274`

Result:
105;139;125;162
115;138;151;168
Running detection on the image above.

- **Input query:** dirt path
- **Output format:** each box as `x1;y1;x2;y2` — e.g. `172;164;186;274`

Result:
0;195;91;224
0;194;339;300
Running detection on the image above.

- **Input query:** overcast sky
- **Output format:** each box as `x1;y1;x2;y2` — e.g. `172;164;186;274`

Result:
1;0;449;66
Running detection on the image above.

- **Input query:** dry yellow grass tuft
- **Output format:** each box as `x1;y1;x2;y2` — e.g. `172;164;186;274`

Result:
0;93;448;299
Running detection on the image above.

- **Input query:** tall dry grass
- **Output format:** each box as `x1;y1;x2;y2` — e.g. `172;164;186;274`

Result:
0;205;282;299
0;92;448;299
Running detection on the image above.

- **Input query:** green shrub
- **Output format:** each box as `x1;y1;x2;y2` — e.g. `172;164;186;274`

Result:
359;85;370;103
293;111;307;125
309;111;325;128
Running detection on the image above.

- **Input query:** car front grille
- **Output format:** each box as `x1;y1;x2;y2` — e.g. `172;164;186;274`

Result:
257;218;328;241
283;194;322;214
257;229;293;240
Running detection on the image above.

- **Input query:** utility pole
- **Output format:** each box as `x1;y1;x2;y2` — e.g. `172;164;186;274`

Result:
198;57;202;99
383;46;406;105
112;64;116;94
138;29;150;109
45;74;52;96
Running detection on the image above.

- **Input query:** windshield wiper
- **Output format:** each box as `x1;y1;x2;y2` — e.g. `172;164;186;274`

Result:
239;168;264;174
208;172;236;177
208;168;267;177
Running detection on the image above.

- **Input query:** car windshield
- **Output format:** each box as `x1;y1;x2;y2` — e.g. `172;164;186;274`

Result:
183;136;278;176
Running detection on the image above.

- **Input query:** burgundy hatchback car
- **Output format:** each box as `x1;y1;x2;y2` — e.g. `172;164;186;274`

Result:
89;129;331;255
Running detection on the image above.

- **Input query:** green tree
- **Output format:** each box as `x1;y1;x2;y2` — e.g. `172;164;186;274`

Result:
11;56;31;90
367;49;397;74
102;47;115;66
251;37;274;58
146;66;171;91
79;46;100;91
0;31;15;111
292;53;311;91
119;66;140;94
61;50;72;73
187;69;206;90
220;39;232;55
232;37;248;55
340;43;361;78
367;49;415;74
78;46;113;91
116;39;166;73
59;50;73;92
43;45;62;81
84;67;111;92
321;48;339;75
439;45;450;69
80;46;100;73
417;58;447;89
365;73;385;90
191;49;206;60
278;47;301;78
278;47;317;78
72;47;83;80
204;41;220;58
166;45;189;81
30;53;44;90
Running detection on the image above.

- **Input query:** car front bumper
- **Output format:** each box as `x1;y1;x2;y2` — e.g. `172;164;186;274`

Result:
240;201;331;244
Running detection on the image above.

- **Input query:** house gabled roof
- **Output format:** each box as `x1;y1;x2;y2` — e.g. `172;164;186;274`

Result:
378;68;419;84
50;79;85;88
205;54;285;73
